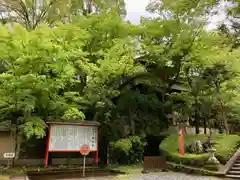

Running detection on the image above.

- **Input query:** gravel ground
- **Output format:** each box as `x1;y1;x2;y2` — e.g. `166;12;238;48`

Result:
11;172;226;180
81;173;224;180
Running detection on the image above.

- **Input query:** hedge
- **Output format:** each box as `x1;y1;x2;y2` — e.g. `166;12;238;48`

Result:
160;134;240;167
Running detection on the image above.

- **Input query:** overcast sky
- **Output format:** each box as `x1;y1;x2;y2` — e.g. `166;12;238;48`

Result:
125;0;154;24
125;0;228;29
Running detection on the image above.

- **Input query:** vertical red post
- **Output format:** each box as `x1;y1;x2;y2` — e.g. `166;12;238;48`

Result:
44;125;51;166
95;151;98;165
179;126;184;156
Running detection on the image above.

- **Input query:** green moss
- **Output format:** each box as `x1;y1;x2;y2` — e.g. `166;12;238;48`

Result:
214;134;240;164
160;134;240;167
167;162;218;176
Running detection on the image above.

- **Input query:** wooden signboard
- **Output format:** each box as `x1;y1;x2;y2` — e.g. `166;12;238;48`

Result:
44;121;100;166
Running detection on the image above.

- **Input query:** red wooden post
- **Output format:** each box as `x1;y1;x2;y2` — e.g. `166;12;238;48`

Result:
94;151;98;165
179;126;185;156
44;125;51;166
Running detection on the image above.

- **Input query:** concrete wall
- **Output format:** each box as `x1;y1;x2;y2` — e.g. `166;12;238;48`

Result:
0;131;15;160
168;126;219;135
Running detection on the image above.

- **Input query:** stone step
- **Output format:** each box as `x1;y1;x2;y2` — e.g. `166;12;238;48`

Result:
228;171;240;175
233;163;240;167
231;167;240;171
226;174;240;179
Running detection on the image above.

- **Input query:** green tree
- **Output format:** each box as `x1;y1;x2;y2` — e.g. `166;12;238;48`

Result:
0;0;126;30
0;22;87;160
0;0;69;29
144;0;240;134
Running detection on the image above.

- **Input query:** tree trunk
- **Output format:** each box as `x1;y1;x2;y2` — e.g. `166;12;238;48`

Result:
129;110;135;135
195;109;200;134
204;118;207;134
214;81;229;134
12;126;21;167
194;99;200;134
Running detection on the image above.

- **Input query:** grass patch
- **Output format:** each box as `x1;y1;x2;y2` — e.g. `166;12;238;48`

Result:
167;161;217;176
107;164;143;174
160;134;240;166
213;134;240;164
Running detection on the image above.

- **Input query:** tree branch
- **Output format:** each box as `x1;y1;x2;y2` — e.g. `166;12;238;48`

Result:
19;0;32;29
33;0;56;29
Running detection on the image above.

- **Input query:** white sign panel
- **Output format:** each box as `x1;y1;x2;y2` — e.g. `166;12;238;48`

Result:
3;153;15;158
49;125;97;151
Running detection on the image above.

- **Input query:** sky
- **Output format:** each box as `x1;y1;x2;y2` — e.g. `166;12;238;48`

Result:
125;0;155;24
125;0;228;29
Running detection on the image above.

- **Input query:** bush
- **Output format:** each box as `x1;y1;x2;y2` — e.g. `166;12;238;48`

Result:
129;136;147;164
110;136;147;164
160;134;240;168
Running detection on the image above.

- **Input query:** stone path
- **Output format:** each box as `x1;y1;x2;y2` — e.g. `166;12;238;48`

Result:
111;173;223;180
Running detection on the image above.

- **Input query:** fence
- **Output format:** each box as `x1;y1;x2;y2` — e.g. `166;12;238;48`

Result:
143;156;167;172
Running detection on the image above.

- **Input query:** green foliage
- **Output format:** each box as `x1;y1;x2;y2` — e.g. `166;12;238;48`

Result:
110;136;147;164
61;108;85;121
129;136;147;164
110;138;132;155
0;0;126;30
0;12;141;141
0;21;86;138
110;138;132;164
0;0;69;29
160;134;240;166
0;0;239;165
214;134;240;164
20;116;47;139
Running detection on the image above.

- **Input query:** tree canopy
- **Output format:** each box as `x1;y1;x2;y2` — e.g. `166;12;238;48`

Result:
0;0;240;160
0;0;126;29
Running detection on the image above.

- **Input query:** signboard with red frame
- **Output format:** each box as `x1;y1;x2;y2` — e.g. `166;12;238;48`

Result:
44;121;100;166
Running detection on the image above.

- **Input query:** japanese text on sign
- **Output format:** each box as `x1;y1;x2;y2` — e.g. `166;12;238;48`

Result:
49;125;97;151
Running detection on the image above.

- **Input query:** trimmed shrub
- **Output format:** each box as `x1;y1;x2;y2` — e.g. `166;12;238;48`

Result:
109;138;132;164
160;134;240;168
110;136;147;164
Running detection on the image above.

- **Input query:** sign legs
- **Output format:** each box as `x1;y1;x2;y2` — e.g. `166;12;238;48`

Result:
94;151;98;165
44;151;49;166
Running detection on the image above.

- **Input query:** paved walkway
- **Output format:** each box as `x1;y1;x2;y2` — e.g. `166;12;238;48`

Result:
12;172;224;180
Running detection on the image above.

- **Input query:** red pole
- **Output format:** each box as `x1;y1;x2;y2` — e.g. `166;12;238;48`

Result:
44;125;51;166
179;127;184;156
95;151;98;165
